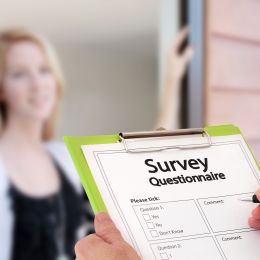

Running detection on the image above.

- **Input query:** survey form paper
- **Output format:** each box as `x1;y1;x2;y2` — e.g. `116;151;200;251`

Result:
81;134;260;260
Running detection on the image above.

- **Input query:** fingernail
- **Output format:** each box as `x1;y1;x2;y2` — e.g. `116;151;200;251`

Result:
96;212;110;223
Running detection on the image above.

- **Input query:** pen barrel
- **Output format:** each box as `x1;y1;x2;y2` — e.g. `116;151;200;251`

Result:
253;194;260;203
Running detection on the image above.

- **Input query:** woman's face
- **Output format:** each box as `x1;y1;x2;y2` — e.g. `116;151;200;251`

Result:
2;41;57;122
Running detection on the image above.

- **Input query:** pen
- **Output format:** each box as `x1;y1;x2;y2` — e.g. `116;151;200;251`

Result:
239;194;260;203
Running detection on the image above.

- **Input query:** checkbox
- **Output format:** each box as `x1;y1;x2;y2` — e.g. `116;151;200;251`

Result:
142;214;151;221
146;222;155;229
150;230;159;238
160;253;169;259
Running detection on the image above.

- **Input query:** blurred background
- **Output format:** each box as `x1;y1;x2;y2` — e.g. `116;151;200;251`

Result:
0;0;161;136
1;0;258;152
1;0;260;158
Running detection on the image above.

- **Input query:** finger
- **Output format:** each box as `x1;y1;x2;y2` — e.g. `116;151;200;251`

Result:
172;26;189;52
94;212;123;244
255;188;260;201
180;46;194;65
248;217;260;229
251;205;260;220
75;234;106;259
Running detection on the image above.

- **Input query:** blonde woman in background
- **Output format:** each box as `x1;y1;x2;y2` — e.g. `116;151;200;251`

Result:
0;27;193;260
0;29;93;260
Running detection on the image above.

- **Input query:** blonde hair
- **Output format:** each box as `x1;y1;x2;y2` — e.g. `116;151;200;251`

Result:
0;28;64;140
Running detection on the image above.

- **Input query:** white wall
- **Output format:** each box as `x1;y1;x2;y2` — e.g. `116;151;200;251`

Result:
157;0;180;129
54;0;181;139
56;45;158;138
159;0;180;91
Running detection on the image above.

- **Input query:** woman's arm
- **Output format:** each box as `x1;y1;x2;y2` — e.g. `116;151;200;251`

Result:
155;27;193;130
0;164;14;260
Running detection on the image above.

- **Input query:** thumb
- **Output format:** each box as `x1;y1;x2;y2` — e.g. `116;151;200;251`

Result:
94;212;124;244
256;189;260;201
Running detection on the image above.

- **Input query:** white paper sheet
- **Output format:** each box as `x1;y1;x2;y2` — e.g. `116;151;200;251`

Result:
82;134;260;260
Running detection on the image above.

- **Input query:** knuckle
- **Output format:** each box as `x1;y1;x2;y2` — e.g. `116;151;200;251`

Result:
252;206;260;218
100;224;119;237
116;242;140;260
74;235;98;255
75;239;85;255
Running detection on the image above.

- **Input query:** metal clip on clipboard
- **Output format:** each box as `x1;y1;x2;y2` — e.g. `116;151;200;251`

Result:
119;128;212;153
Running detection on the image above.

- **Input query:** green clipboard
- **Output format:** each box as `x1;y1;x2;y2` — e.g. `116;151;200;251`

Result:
63;124;259;215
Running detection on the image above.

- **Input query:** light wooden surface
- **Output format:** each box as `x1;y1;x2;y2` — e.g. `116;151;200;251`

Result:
205;0;260;162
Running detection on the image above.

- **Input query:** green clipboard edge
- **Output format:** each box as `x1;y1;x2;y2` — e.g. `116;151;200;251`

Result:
64;124;259;215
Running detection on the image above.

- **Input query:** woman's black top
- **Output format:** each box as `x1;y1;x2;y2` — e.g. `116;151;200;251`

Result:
9;159;93;260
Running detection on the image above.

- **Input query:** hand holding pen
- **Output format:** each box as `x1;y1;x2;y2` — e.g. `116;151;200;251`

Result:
243;189;260;229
